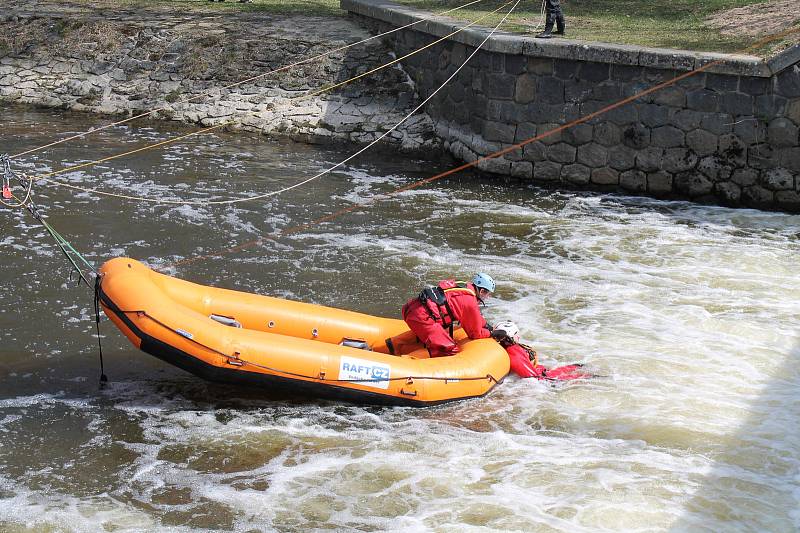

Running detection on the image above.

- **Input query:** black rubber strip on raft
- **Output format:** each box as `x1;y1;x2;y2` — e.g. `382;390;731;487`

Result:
98;284;500;407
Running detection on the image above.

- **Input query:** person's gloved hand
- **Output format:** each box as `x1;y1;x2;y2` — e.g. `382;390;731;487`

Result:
490;329;508;341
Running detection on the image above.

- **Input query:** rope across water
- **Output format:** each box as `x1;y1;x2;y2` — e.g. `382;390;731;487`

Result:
4;4;799;387
9;0;492;161
0;0;523;282
1;154;95;284
21;0;515;207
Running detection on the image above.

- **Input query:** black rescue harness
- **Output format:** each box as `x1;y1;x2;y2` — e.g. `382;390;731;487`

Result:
418;281;476;336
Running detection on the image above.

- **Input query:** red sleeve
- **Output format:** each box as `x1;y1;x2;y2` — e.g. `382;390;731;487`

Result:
506;344;541;378
447;291;491;339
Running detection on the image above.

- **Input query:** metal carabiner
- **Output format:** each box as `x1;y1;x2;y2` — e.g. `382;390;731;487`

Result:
1;154;12;199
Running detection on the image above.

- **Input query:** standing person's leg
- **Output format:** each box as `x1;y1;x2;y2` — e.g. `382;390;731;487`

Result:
536;0;556;38
536;0;565;38
551;0;565;35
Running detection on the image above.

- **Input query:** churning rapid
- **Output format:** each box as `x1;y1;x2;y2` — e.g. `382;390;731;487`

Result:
1;107;798;532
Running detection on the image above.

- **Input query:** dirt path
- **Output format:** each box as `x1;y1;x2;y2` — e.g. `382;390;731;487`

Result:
705;0;800;38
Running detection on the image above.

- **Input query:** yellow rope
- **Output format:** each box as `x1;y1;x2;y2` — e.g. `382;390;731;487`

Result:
300;8;508;101
36;124;224;180
162;22;800;270
28;1;514;206
10;0;489;160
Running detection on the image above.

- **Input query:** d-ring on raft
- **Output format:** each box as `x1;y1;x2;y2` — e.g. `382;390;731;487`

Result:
98;258;510;406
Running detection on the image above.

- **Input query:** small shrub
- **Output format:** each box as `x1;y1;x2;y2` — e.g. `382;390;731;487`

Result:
165;90;181;103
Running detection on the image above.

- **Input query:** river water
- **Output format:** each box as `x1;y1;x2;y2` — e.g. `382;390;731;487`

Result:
1;105;799;532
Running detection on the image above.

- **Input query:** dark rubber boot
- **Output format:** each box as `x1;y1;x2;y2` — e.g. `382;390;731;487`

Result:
535;15;555;39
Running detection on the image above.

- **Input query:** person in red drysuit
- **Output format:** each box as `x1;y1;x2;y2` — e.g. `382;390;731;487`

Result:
401;273;495;357
492;320;589;381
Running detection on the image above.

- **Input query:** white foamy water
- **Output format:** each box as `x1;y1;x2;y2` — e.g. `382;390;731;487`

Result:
1;108;798;532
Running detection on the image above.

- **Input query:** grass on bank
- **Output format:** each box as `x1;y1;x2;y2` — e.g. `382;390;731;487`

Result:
393;0;799;54
68;0;798;54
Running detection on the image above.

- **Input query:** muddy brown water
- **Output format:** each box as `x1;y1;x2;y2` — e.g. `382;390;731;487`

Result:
1;105;799;532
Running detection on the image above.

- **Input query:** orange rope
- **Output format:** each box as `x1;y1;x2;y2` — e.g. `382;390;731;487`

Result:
23;1;512;202
161;24;800;270
9;0;490;160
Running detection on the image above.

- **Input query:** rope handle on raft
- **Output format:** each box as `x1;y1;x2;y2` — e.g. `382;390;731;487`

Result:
108;305;501;385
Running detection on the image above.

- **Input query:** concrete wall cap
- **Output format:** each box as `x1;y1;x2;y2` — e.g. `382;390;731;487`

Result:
342;0;799;77
767;43;800;75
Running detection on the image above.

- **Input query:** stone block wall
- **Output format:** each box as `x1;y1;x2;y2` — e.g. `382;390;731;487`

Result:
0;6;439;154
344;0;800;211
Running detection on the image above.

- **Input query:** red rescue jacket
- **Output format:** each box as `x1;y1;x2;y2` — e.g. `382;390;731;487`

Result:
506;343;544;378
416;280;491;340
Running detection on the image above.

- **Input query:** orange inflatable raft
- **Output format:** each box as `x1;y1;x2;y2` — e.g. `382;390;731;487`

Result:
98;258;509;406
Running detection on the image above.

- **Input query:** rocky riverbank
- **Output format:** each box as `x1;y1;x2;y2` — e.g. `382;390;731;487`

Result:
0;1;439;153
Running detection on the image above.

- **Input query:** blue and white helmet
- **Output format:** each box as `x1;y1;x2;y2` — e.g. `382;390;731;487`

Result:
472;272;496;293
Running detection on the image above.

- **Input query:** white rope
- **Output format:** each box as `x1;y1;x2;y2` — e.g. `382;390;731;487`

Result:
234;0;524;207
10;0;490;160
30;0;518;207
529;0;547;33
539;0;547;31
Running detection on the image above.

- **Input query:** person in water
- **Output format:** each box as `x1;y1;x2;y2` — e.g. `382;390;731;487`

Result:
401;273;495;357
491;319;589;380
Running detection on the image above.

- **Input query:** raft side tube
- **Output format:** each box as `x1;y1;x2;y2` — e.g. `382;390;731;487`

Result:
98;258;510;405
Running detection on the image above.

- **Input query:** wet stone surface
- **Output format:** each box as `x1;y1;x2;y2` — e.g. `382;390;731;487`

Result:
0;0;440;154
347;1;800;212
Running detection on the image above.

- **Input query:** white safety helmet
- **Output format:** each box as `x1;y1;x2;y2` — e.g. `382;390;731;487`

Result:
493;320;520;342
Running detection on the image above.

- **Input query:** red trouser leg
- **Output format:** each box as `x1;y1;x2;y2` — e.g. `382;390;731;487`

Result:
402;301;459;357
